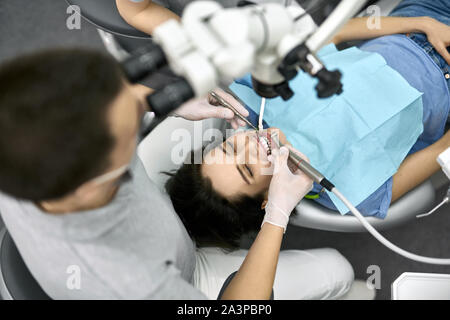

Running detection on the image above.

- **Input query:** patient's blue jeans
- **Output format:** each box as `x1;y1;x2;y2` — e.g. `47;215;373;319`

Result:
389;0;450;90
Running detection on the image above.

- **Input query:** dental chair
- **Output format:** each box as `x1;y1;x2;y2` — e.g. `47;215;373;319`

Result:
0;227;50;300
65;0;179;87
65;0;149;58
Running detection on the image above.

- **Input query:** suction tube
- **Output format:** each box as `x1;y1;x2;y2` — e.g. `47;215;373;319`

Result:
270;132;450;264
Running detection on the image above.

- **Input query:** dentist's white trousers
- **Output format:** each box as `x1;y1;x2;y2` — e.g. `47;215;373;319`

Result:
194;247;354;300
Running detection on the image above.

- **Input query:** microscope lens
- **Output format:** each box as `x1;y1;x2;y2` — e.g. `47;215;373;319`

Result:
146;79;195;118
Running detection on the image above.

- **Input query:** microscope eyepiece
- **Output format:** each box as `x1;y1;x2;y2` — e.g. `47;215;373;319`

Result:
146;78;195;118
122;43;167;83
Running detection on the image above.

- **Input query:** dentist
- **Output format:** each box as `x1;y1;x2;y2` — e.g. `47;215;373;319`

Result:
0;48;355;299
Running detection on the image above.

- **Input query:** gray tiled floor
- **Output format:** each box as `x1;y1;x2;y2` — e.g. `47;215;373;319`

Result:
1;0;450;301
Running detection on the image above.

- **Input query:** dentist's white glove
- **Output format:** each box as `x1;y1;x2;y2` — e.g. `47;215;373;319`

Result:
172;88;249;129
263;146;313;232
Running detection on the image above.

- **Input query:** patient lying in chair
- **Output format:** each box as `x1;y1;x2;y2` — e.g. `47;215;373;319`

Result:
166;121;450;248
166;7;450;248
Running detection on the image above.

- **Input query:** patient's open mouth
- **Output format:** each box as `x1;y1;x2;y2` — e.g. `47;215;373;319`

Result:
256;131;272;156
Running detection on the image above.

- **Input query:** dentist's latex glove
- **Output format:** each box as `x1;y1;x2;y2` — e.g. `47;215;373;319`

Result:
263;146;314;232
172;88;249;129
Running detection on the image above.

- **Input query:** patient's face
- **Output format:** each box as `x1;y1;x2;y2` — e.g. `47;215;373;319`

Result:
202;128;287;199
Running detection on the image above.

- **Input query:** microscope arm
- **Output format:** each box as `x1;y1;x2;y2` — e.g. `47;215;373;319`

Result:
123;0;368;117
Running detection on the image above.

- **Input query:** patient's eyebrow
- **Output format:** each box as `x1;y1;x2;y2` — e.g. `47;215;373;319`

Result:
236;165;250;185
220;145;251;185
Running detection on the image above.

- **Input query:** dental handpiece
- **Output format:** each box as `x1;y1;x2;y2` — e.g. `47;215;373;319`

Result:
268;131;450;265
209;91;258;131
270;133;335;191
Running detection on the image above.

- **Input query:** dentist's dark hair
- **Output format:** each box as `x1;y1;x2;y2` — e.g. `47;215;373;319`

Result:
0;48;123;200
165;149;266;249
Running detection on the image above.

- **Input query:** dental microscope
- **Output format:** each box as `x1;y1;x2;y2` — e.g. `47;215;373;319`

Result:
122;0;367;118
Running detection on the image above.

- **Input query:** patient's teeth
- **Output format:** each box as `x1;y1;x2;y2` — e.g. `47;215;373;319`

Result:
259;136;271;155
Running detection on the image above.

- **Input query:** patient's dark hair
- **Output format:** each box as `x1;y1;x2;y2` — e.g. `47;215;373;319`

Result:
165;150;266;249
0;48;123;201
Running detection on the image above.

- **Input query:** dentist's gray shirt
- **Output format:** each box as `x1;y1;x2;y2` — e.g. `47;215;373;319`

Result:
0;155;206;299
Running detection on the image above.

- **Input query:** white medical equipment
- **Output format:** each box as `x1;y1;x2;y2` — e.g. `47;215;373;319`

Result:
438;147;450;180
122;0;367;119
392;273;450;300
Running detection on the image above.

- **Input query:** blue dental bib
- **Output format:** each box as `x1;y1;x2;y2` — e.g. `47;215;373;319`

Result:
230;44;423;214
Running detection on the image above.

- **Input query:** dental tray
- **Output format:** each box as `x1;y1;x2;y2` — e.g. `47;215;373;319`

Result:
392;272;450;300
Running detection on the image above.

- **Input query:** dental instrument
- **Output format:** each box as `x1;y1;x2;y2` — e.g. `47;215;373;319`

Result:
269;133;450;266
416;191;449;219
209;91;258;131
270;132;335;194
258;98;266;133
140;89;259;139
